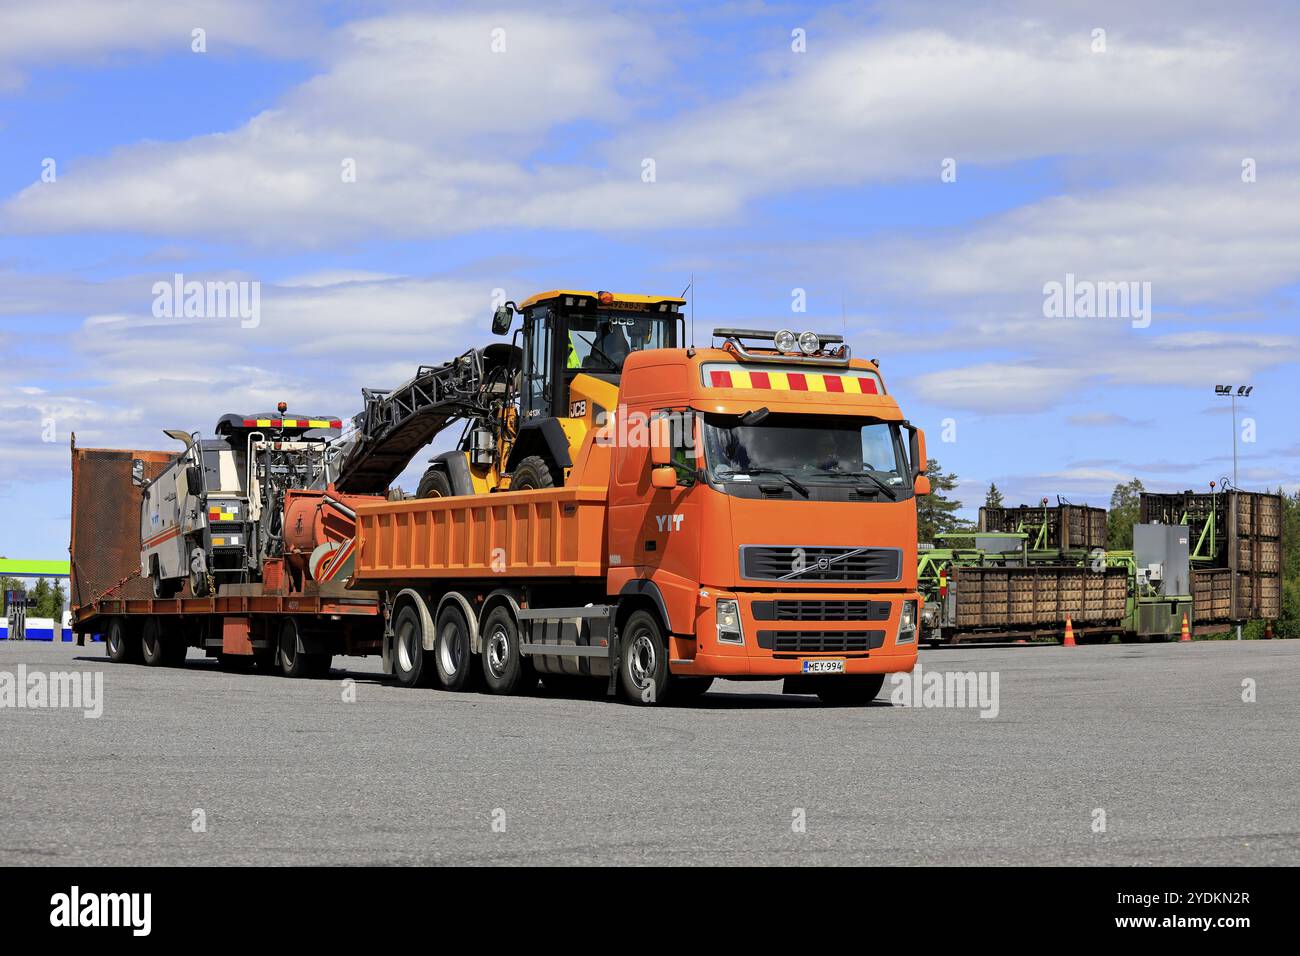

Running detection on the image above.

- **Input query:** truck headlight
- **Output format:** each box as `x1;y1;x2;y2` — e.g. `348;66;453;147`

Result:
716;599;744;645
896;600;917;644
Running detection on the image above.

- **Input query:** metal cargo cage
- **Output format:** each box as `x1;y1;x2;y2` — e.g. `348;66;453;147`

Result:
978;503;1108;552
69;441;175;613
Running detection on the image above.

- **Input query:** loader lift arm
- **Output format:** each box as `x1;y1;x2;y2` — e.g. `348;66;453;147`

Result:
330;347;516;495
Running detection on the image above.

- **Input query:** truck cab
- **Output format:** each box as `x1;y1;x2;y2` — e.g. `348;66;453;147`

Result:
598;329;927;694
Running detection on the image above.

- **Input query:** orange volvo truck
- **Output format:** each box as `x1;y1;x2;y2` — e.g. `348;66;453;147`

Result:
71;289;928;706
354;313;931;705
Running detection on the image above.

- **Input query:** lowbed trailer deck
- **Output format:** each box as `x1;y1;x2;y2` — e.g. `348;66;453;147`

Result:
70;440;382;674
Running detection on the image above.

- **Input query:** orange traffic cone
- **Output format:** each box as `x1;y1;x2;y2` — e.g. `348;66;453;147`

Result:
1264;621;1274;640
1063;617;1076;647
1179;613;1191;642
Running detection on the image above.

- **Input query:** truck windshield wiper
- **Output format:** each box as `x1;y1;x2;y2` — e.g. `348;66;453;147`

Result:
716;467;809;497
814;468;899;500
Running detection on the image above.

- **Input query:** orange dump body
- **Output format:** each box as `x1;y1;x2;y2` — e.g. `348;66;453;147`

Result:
353;485;608;582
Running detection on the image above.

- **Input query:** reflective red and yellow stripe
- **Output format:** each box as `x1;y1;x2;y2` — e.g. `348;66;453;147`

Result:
208;508;238;521
706;369;878;394
242;418;342;428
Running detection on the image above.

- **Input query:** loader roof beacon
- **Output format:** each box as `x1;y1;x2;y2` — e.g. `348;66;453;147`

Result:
70;288;929;705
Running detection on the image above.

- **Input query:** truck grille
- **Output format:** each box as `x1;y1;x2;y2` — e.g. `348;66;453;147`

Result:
751;599;890;622
740;546;902;582
757;630;887;653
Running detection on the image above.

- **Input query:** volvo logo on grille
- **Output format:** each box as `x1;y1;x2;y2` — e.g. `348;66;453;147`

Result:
740;545;903;583
816;557;831;571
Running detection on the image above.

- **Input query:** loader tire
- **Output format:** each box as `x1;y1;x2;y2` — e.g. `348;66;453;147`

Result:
511;455;557;490
416;466;453;499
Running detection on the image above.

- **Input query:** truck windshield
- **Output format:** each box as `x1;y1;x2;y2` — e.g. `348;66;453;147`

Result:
701;413;908;495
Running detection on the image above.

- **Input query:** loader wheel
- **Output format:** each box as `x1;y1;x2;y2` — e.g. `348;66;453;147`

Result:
618;609;671;705
480;605;532;695
816;674;885;706
434;603;477;691
416;466;453;499
511;455;557;490
189;562;210;598
140;618;170;666
392;603;433;687
105;617;140;664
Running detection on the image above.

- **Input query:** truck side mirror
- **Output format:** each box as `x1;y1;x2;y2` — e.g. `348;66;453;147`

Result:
130;459;145;486
186;464;203;496
909;427;928;478
649;413;673;466
492;305;513;335
914;474;932;496
651;466;677;489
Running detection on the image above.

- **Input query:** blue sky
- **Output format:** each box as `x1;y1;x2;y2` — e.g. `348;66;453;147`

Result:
1;0;1298;559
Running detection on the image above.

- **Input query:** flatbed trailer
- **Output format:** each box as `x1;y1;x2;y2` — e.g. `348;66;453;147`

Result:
70;440;383;675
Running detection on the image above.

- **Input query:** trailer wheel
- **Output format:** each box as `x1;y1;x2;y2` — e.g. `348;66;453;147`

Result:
815;674;885;706
434;603;476;691
480;605;529;695
618;609;671;705
278;619;328;679
140;618;169;667
510;455;557;490
392;604;434;687
105;617;140;664
416;466;453;499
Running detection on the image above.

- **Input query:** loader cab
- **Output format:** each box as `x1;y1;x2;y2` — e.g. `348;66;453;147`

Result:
507;290;685;421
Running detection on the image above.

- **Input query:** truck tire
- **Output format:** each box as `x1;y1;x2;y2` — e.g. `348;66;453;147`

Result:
278;619;329;679
416;466;453;499
672;676;714;700
140;618;169;666
105;617;140;664
434;603;477;691
392;603;434;687
618;609;671;705
510;455;556;490
480;605;531;695
815;674;885;706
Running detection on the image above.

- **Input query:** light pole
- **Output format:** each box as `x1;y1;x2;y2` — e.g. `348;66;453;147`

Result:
1214;384;1252;488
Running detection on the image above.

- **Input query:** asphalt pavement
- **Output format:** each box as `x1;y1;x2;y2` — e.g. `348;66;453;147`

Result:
1;638;1295;865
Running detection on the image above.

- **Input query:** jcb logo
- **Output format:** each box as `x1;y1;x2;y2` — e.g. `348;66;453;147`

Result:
655;514;684;532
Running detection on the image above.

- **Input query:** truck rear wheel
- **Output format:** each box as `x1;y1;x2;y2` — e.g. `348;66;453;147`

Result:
480;605;531;695
434;603;476;691
140;618;169;666
416;466;453;499
618;609;670;705
816;674;885;706
511;455;557;490
392;604;433;687
105;617;140;664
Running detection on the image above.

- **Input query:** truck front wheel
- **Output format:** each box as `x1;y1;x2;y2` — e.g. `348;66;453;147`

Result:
105;617;140;664
618;610;671;705
480;605;532;695
816;674;885;706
